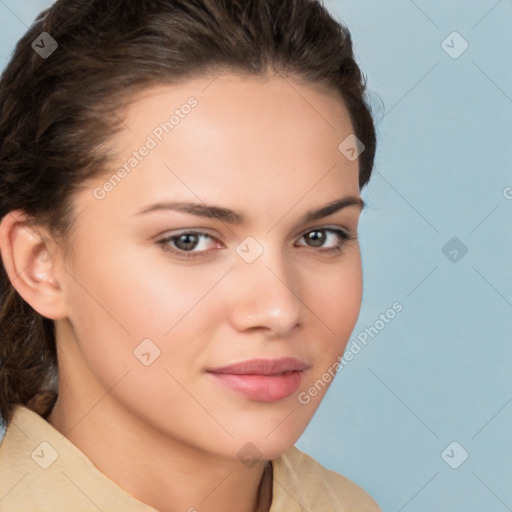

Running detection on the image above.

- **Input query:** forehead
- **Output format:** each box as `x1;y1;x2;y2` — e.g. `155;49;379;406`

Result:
117;71;353;152
80;72;360;223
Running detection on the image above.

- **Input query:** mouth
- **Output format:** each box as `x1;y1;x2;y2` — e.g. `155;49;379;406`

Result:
207;358;309;402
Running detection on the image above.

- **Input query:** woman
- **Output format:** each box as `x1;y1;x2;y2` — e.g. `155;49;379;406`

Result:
0;0;380;510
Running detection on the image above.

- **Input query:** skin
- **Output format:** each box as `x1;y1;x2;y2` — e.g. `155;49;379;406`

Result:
0;72;364;512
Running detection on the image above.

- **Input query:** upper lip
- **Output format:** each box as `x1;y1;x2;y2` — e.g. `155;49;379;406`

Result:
208;357;309;375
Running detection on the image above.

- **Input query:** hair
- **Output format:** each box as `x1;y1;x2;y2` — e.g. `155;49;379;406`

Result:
0;0;377;426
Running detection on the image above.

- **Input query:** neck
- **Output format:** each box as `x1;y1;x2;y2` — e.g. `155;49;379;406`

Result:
48;393;273;512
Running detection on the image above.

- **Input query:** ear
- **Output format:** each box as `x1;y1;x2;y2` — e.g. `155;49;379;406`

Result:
0;210;67;320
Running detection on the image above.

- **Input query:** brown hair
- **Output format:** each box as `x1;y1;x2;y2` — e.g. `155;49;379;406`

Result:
0;0;377;426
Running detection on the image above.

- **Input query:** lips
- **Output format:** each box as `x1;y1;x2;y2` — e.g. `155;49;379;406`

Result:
208;357;308;375
207;358;309;402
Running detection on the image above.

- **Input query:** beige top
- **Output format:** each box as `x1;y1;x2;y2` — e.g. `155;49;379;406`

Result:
0;406;381;511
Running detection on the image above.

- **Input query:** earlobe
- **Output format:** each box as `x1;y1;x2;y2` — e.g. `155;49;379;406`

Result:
0;210;67;320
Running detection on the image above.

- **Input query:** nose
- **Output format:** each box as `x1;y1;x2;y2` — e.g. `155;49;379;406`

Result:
227;247;303;337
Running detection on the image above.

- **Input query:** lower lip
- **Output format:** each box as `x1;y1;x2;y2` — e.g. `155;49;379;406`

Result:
207;370;304;402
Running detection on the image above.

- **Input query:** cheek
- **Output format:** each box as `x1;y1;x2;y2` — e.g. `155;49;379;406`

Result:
294;252;362;413
64;246;223;378
116;258;229;345
67;239;211;335
305;249;362;340
60;247;217;422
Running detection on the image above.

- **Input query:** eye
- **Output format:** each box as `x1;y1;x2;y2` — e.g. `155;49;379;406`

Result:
156;227;357;260
295;227;356;253
157;231;222;258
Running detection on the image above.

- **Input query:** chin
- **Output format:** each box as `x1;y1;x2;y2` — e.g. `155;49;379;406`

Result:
231;424;307;462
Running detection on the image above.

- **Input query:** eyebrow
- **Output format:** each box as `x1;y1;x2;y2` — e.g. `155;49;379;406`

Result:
134;195;365;224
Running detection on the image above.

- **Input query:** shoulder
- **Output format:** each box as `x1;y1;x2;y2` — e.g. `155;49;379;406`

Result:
0;406;46;510
270;445;381;512
0;405;156;511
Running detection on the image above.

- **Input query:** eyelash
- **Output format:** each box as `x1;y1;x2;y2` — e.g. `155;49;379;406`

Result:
156;227;357;260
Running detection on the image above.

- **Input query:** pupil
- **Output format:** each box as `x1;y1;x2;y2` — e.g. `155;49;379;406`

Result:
307;230;325;247
176;233;198;251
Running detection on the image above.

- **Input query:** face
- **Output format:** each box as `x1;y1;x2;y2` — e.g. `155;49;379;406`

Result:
54;73;364;461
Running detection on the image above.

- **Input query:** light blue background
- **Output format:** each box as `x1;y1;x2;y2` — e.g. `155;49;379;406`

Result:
1;1;511;511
